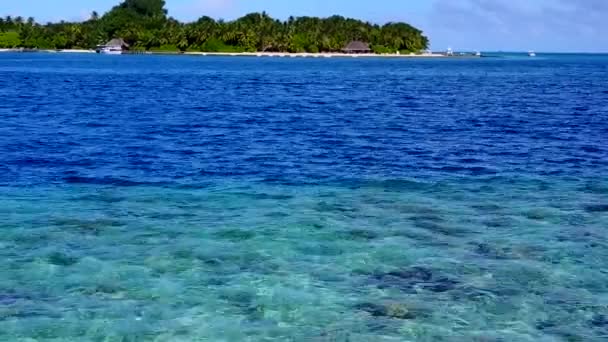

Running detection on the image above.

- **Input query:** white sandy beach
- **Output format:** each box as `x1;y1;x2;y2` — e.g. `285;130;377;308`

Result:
55;49;96;54
0;48;462;58
182;51;448;58
0;48;96;54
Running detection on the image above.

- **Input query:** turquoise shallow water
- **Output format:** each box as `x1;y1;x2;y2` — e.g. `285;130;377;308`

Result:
1;53;608;340
1;178;608;341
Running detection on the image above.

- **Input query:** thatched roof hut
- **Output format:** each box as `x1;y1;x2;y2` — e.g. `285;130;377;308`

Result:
105;38;129;49
343;41;371;53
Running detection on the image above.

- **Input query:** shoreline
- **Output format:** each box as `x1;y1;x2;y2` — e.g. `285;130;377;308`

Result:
0;48;478;58
180;51;451;58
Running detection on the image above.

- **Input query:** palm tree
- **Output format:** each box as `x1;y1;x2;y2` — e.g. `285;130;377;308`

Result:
193;16;217;44
0;6;429;53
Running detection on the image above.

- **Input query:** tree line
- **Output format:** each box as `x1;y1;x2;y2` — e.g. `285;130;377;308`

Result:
0;0;429;53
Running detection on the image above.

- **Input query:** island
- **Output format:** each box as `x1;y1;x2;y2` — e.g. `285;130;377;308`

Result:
0;0;431;55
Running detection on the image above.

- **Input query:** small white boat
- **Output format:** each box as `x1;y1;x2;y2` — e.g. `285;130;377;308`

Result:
96;39;128;55
475;51;482;57
528;51;536;57
99;46;123;55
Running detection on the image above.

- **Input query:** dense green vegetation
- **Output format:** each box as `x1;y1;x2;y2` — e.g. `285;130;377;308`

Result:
0;0;429;53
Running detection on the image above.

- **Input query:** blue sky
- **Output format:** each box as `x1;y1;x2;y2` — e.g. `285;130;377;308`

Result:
3;0;607;52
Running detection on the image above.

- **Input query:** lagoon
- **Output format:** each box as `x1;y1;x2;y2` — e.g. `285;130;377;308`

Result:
1;53;607;340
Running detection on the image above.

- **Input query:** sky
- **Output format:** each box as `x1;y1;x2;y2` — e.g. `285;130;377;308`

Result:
2;0;607;52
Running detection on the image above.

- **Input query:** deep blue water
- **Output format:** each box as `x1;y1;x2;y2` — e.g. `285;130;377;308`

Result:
1;53;607;341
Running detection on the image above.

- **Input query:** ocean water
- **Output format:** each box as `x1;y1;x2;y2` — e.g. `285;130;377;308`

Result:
0;53;607;341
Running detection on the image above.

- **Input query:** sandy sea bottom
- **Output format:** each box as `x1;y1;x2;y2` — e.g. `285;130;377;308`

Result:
1;177;607;341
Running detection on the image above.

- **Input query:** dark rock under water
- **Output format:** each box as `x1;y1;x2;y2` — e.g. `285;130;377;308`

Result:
369;266;460;293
